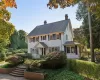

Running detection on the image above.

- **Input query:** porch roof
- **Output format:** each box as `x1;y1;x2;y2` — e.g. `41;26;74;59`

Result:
34;42;48;48
39;42;48;48
64;41;80;46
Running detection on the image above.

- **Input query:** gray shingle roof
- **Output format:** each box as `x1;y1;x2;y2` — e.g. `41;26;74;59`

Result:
28;19;70;36
64;41;80;45
39;42;48;48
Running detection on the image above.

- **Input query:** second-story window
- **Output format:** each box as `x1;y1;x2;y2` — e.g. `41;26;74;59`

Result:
41;36;42;40
52;34;56;40
57;33;61;39
66;34;68;40
33;37;35;42
36;36;39;41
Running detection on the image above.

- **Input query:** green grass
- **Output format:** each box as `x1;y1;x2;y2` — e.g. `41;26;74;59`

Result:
33;67;84;80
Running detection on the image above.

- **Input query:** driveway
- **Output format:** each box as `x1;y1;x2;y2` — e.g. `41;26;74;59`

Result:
0;74;27;80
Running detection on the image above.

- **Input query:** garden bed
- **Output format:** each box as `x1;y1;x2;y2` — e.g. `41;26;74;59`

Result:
0;68;15;74
24;71;44;80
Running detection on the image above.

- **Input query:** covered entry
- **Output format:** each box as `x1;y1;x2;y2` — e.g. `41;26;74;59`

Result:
34;42;48;56
64;41;80;58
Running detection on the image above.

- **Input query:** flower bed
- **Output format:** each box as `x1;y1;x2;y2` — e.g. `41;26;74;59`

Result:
0;68;15;74
24;71;44;80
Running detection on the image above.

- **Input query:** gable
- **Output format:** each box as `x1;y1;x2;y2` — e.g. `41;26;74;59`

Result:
28;19;70;36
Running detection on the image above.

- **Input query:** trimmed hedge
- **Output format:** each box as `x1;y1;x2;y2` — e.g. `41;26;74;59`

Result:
67;59;100;80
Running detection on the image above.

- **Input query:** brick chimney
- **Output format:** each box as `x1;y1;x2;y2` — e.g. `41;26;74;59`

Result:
44;20;47;24
65;14;68;20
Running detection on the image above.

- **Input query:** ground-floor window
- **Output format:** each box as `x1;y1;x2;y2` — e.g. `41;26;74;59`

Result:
49;47;60;53
66;46;78;55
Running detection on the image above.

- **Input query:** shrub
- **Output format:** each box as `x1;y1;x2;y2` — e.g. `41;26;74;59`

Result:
41;51;67;69
0;52;6;61
95;52;100;62
5;56;24;66
79;56;88;61
24;59;45;71
67;59;100;80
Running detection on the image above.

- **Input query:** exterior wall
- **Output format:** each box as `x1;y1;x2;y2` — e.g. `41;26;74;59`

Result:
63;22;73;44
28;21;79;59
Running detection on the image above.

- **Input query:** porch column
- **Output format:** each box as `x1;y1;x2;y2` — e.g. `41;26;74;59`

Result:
70;46;71;54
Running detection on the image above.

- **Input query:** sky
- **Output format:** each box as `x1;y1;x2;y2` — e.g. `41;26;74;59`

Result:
8;0;82;33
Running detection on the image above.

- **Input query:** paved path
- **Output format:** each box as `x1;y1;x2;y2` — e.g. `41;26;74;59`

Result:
0;74;27;80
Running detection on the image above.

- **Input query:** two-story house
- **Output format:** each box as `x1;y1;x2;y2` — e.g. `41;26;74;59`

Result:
27;14;80;58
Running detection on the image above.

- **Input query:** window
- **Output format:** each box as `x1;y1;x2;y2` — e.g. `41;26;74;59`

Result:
49;47;60;52
67;47;70;53
36;36;39;41
66;34;68;40
41;36;42;40
52;34;56;40
33;37;35;42
48;35;49;40
71;47;75;53
57;33;61;39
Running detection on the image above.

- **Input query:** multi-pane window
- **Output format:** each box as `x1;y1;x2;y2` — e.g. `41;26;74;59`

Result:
66;34;68;40
33;37;35;42
52;34;56;40
36;36;39;41
57;33;61;39
49;47;60;52
67;47;70;53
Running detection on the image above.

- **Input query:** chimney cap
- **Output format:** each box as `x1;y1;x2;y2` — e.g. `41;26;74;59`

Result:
65;14;68;20
44;20;47;24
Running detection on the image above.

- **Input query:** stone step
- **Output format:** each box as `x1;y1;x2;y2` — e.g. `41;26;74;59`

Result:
9;73;24;77
11;71;24;75
9;65;26;77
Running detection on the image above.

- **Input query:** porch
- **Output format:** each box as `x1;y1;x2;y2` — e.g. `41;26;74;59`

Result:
64;41;80;59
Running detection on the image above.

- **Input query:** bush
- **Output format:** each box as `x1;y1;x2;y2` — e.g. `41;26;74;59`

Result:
67;59;100;80
24;59;45;71
79;56;88;61
95;52;100;62
41;51;67;69
0;52;6;61
5;56;24;66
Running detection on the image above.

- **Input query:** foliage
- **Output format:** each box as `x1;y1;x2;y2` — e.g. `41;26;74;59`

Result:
73;28;87;46
95;53;100;62
10;30;19;49
0;51;6;61
5;55;24;65
10;30;27;49
67;59;100;80
44;68;84;80
79;56;88;61
41;51;67;69
0;19;15;52
0;0;17;21
76;2;100;49
0;63;16;68
24;59;45;71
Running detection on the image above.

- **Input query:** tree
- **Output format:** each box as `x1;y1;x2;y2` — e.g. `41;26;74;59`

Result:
18;30;27;49
47;0;100;62
0;19;15;52
10;30;27;49
0;0;17;20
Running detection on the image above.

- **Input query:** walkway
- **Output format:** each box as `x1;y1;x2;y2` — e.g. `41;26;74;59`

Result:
0;74;27;80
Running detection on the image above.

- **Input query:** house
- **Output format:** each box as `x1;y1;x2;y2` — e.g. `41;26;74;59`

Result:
27;14;80;59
